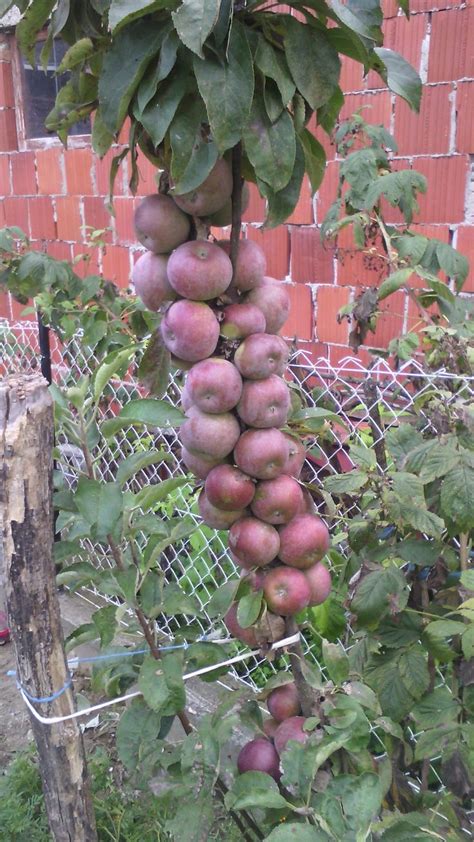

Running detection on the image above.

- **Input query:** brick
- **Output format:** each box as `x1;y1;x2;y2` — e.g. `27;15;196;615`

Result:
456;81;474;154
328;344;372;367
315;160;340;225
395;85;451;155
384;14;426;74
287;177;313;225
83;196;113;242
55;196;82;241
455;226;474;292
102;244;132;287
414;156;469;223
0;292;11;319
410;223;450;242
411;0;463;11
281;283;313;340
306;115;335;162
406;296;440;332
135;154;159;196
36;148;64;195
242;182;265;224
0;109;17;151
28;197;55;240
293;340;329;361
367;290;405;348
316;285;350;343
4;197;28;232
340;57;366;94
290;226;334;283
96;148;127;197
336;226;386;287
11;151;36;196
0;153;10;195
340;90;392;126
0;62;14;108
428;8;474;82
47;241;72;262
10;295;32;321
113;196;135;244
246;226;290;279
65;148;94;195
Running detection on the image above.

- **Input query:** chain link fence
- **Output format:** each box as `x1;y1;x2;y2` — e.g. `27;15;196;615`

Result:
2;319;473;698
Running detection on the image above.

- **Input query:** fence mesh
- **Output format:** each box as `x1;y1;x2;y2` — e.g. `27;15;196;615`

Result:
2;317;473;692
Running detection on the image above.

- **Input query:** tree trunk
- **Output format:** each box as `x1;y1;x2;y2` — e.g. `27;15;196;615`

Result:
0;374;97;842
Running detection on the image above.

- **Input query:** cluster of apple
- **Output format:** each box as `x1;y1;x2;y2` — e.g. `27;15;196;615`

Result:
131;157;331;776
238;681;311;780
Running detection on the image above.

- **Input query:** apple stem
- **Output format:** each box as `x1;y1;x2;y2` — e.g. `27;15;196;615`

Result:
230;143;243;280
285;617;319;718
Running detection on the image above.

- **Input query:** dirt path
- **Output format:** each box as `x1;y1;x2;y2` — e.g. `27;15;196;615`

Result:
0;635;32;768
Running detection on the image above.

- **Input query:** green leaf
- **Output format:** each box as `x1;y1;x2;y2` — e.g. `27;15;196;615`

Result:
424;619;466;639
99;19;165;133
194;20;254;152
138;653;186;714
378;268;413;301
462;625;474;658
162;583;204;617
16;0;56;66
309;594;347;641
299;128;326;194
365;654;414;721
284;17;340;111
116;698;164;775
169;96;219;193
374;47;421;111
364;170;426;224
440;459;474;531
172;0;220;58
291;406;342;428
322;640;350;685
243;90;296;192
385;425;424;467
461;569;474;590
414;723;459;761
204;580;239;618
139;570;164;618
116;449;169;486
137;330;171;398
53;540;84;564
351;566;409;627
91;108;115;157
237;590;263;628
255;36;295;107
416;446;460;483
93;346;135;401
225;771;292;811
324;471;367;495
56;561;101;589
109;0;169;32
92;605;117;648
329;0;382;42
264;826;330;842
131;477;188;511
281;734;348;802
261;136;305;228
436;241;469;291
75;478;123;541
411;687;461;729
116;398;184;428
56;38;95;72
398;644;430;699
376;612;423;648
140;72;189;148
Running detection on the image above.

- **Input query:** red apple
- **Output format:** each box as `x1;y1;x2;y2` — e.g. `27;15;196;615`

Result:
205;464;255;511
224;603;258;647
267;682;301;722
304;563;332;607
278;514;330;570
274;716;309;755
237;738;281;781
263;566;311;616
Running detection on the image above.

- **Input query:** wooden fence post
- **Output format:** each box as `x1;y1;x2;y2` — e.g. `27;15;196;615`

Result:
0;374;98;842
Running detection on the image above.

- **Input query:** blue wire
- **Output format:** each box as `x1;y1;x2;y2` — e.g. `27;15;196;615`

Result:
5;635;225;704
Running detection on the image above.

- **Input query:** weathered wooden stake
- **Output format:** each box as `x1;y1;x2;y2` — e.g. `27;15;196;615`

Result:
0;374;97;842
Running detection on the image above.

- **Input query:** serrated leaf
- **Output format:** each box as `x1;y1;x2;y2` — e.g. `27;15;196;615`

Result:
162;583;204;617
99;19;165;133
425;619;466;639
411;687;461;728
398;645;430;699
322;640;350;685
352;566;409;627
385;425;424;466
172;0;220;58
364;170;426;224
309;594;347;641
417;446;460;483
349;443;376;470
243;90;296;192
284;17;340;111
414;723;459;761
117;698;164;774
374;47;421;111
138;653;186;714
436;241;469;291
237;589;263;629
225;771;291;811
376;612;423;649
440;460;474;531
194;20;254;152
378;268;412;300
324;471;367;495
365;654;414;721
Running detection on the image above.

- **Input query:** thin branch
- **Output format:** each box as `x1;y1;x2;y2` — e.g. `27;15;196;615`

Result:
459;533;469;572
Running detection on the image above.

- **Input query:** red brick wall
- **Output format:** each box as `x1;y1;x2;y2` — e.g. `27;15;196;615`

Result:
0;3;473;362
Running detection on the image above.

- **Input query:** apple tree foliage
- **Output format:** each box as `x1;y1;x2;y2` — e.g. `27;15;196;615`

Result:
0;0;472;839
